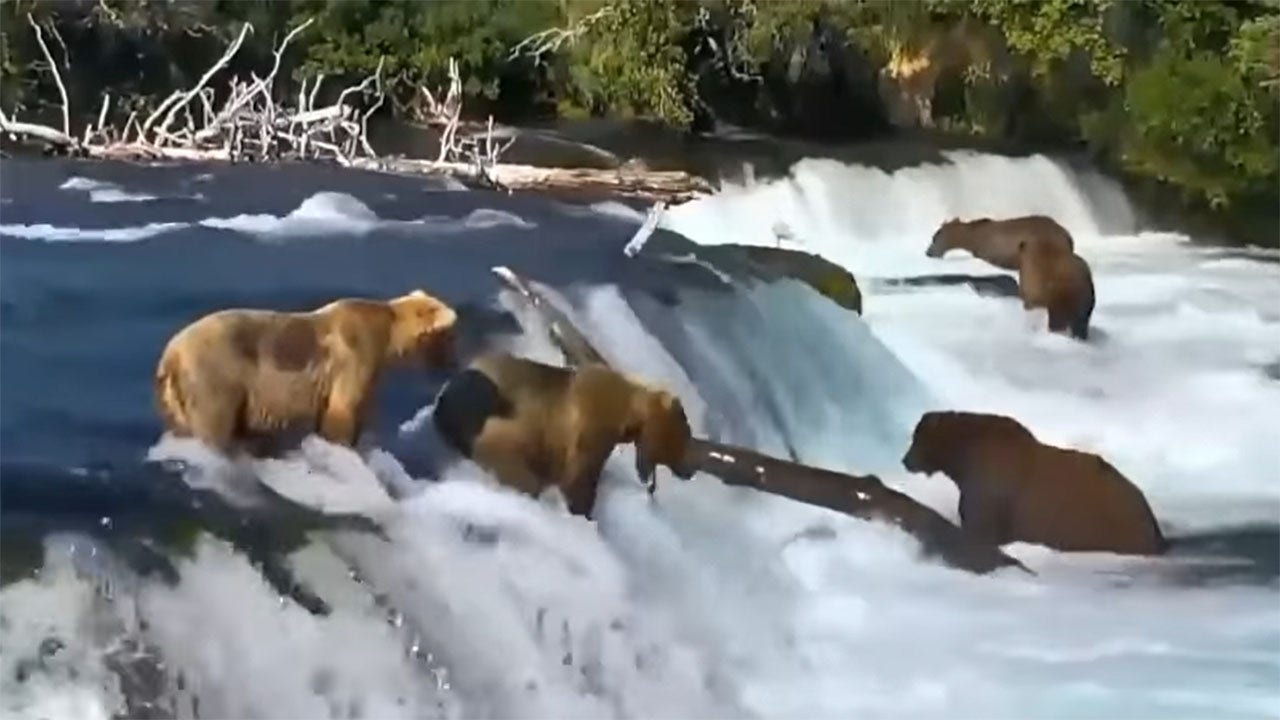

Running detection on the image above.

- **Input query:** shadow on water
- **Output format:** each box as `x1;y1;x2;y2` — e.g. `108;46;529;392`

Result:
873;273;1021;299
1161;524;1280;586
0;459;386;615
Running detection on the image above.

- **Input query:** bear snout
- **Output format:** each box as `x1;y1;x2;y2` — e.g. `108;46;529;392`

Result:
902;447;924;473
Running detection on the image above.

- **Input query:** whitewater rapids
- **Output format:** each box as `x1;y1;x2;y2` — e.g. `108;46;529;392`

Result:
1;150;1277;720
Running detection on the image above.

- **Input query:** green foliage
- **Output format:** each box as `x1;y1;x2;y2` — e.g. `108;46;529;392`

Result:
1122;46;1277;208
293;0;559;115
557;0;699;125
0;0;1274;215
970;0;1125;85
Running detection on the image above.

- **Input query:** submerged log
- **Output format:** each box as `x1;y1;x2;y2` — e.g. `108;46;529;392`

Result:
686;438;1029;575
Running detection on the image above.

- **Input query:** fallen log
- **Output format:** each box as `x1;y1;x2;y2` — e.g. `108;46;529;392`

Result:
356;157;712;204
489;267;1027;576
686;438;1030;575
491;266;608;366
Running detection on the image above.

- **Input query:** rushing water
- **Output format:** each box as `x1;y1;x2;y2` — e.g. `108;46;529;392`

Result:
1;150;1277;720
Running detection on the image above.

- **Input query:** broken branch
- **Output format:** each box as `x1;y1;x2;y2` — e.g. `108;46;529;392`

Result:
26;14;71;138
155;21;252;143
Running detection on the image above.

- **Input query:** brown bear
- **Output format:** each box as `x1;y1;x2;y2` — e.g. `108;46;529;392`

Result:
927;216;1074;271
1017;238;1096;340
431;352;695;519
901;411;1167;556
155;290;458;455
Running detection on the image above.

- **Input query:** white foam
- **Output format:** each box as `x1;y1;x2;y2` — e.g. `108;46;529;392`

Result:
0;221;188;243
587;200;647;223
0;536;131;720
415;207;538;233
460;208;536;230
137;537;456;719
4;191;538;244
59;176;159;203
199;193;537;239
661;150;1137;278
146;433;395;516
199;191;383;238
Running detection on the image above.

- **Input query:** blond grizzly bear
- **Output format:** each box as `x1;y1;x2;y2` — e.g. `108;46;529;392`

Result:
902;411;1167;556
432;352;695;519
155;290;458;455
927;216;1074;271
1017;238;1096;340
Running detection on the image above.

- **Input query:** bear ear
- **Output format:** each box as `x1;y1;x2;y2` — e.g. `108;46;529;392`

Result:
657;391;677;413
917;411;943;434
408;289;429;299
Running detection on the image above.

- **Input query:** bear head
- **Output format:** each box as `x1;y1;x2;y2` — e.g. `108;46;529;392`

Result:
902;411;949;474
388;289;458;368
926;218;965;258
903;410;1037;475
631;388;694;487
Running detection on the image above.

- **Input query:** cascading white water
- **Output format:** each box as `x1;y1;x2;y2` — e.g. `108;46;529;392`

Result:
3;151;1277;720
662;150;1137;277
662;149;1280;531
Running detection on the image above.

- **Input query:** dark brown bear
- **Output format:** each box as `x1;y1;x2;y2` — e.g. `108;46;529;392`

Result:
432;352;694;519
1018;238;1096;340
927;215;1074;271
901;411;1167;556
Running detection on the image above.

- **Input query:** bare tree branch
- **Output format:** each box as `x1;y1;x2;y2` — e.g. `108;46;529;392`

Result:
155;21;252;143
508;6;614;62
0;24;706;205
26;14;71;138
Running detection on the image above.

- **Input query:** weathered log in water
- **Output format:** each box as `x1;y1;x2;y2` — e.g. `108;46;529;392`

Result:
877;273;1020;299
685;438;1030;576
491;266;608;367
358;157;712;205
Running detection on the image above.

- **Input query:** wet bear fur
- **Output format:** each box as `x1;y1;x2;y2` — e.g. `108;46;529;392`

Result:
902;411;1167;555
155;290;458;455
432;352;694;519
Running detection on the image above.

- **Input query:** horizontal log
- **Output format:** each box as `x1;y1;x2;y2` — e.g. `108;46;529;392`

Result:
0;117;75;146
353;157;712;204
685;438;1031;576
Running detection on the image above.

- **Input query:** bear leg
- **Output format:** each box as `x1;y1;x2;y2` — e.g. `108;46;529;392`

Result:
562;433;614;520
319;373;373;447
318;402;360;447
187;394;242;455
959;492;1012;547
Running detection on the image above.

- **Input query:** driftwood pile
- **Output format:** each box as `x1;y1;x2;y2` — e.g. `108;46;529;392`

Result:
0;14;711;203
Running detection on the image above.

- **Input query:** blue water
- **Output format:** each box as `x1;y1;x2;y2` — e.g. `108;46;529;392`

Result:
0;159;721;511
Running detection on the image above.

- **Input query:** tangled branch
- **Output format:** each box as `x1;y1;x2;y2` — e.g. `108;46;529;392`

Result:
0;16;384;166
508;6;615;62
